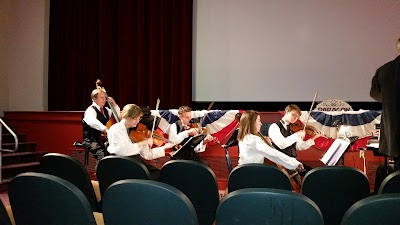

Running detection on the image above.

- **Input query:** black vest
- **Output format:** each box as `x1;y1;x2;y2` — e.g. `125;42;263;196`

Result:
271;121;297;157
83;106;109;141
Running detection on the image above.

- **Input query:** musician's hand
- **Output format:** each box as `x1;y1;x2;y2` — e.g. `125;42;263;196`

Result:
188;128;199;136
107;97;117;107
312;130;323;140
296;130;306;139
163;142;175;149
146;138;154;147
296;163;304;171
203;134;214;144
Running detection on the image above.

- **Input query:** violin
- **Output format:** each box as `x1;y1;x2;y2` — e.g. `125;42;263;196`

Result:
129;123;174;147
185;122;220;144
289;121;319;137
257;132;301;193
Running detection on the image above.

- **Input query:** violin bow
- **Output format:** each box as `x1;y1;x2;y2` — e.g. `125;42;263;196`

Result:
198;101;214;134
303;91;318;131
150;98;160;139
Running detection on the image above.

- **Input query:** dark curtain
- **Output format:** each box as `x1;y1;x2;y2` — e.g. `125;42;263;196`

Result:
48;0;193;111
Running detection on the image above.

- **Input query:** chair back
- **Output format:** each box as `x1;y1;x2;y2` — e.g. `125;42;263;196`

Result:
158;160;219;225
0;199;12;225
96;155;150;196
341;193;400;225
215;188;323;225
378;170;400;194
301;166;370;225
228;163;292;192
40;153;100;211
9;172;97;225
102;179;198;225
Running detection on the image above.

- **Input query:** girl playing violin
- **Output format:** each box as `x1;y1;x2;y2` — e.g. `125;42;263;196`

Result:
268;104;322;181
237;110;304;171
168;105;214;163
107;104;175;180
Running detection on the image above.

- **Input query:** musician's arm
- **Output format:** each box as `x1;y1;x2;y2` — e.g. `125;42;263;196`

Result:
370;69;382;102
83;107;107;131
168;123;190;144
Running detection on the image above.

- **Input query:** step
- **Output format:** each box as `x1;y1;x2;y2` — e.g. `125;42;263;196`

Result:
1;151;47;166
1;133;27;143
1;162;41;180
1;142;38;152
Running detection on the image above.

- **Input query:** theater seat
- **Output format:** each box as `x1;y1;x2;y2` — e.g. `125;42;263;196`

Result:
102;179;198;225
215;188;323;225
9;172;98;225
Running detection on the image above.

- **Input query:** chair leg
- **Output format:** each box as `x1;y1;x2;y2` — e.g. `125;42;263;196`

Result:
84;148;90;168
224;146;232;173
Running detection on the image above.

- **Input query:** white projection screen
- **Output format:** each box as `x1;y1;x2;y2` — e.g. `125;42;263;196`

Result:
193;0;400;102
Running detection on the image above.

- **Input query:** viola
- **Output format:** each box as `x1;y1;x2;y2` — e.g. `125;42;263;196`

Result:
129;123;173;146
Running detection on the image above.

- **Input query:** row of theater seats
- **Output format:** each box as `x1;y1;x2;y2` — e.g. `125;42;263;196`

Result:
2;153;400;225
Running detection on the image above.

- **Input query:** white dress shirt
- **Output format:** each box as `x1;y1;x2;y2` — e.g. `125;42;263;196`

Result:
238;134;301;170
83;102;120;131
268;121;315;151
107;119;166;159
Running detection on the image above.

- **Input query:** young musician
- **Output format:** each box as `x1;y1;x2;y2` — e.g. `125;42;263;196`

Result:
237;110;304;171
268;104;322;175
82;88;120;164
107;104;175;180
168;106;214;162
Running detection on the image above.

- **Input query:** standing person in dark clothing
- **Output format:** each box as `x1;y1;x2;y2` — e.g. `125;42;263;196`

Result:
370;38;400;171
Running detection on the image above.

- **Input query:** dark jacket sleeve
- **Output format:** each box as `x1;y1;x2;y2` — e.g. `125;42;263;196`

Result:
370;68;382;102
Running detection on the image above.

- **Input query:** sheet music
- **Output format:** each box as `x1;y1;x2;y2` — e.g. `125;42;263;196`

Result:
320;139;350;166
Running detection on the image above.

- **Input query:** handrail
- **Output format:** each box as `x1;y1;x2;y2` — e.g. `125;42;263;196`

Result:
0;118;18;152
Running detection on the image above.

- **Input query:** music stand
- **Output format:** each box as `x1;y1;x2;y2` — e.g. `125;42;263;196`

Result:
222;129;239;173
320;136;358;166
170;133;206;157
338;136;359;165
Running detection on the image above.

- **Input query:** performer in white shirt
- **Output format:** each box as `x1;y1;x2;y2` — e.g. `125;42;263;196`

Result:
268;104;322;184
168;105;214;163
82;88;120;164
107;104;174;179
237;110;303;171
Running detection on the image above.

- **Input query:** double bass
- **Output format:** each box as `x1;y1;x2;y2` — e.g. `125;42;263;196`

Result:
95;79;120;143
95;79;120;128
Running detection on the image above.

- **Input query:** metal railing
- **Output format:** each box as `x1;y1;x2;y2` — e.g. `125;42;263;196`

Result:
0;118;18;182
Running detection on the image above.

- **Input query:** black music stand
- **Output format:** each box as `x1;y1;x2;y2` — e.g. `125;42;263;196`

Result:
171;133;206;157
222;129;239;173
337;136;359;166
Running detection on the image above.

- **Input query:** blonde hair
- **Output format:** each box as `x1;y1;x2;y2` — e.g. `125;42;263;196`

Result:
121;104;143;119
178;106;192;115
237;110;259;141
284;104;301;116
91;88;104;100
